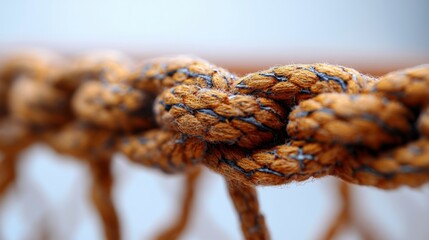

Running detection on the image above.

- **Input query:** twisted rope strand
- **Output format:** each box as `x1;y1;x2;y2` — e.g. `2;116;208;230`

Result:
0;152;17;200
1;52;127;240
89;157;120;240
288;93;414;149
322;181;351;240
321;181;376;240
155;166;201;240
0;53;46;206
120;129;207;173
226;179;270;240
1;51;429;240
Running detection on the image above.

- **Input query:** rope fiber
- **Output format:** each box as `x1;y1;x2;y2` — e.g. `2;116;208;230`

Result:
0;51;428;239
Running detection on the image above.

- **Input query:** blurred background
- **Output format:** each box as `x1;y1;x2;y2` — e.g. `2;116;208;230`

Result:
0;0;429;239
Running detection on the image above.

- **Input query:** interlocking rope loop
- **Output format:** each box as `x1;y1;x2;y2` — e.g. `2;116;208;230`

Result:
108;57;429;189
0;51;135;240
1;51;429;239
0;52;52;199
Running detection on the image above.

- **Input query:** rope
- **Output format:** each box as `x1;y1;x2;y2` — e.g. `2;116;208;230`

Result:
227;178;270;240
1;51;428;240
0;52;128;240
112;58;429;189
89;157;120;240
321;181;376;240
0;152;17;199
155;166;201;240
0;53;41;206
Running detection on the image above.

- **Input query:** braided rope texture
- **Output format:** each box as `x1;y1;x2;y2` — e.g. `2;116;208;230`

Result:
121;59;429;189
0;52;428;190
0;51;429;240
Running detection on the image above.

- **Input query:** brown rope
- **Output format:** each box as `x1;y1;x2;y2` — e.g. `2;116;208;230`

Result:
0;52;50;201
1;52;429;239
0;52;127;240
89;157;120;240
155;166;201;240
107;57;429;188
322;181;351;240
43;122;122;240
226;178;270;240
0;119;33;197
0;152;17;199
322;181;376;240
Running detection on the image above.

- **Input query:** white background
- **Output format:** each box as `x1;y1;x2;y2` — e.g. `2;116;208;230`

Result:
1;0;429;68
0;0;429;239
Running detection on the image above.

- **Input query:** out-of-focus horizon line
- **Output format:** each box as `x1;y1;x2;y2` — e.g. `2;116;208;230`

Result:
1;43;428;76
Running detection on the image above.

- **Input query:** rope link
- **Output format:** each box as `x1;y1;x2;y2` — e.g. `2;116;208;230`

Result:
1;52;428;240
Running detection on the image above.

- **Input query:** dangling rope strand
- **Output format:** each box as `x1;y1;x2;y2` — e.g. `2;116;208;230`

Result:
155;167;202;240
226;178;270;240
89;157;121;240
322;181;377;240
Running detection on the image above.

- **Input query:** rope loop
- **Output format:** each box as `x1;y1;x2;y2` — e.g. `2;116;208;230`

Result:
1;52;429;189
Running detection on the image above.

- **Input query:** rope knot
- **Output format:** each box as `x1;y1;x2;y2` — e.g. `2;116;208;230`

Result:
2;52;429;188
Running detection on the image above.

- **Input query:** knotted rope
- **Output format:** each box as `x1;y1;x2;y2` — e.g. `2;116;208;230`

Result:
1;52;129;240
0;53;43;204
112;57;429;189
1;52;428;240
